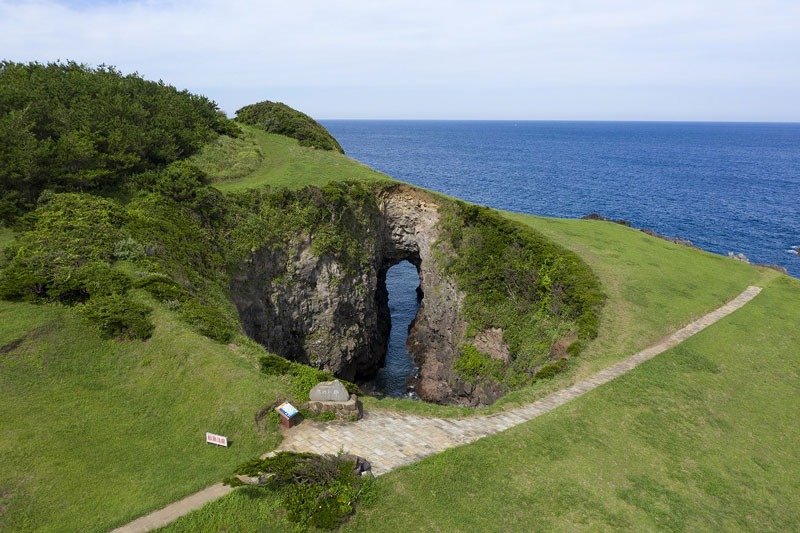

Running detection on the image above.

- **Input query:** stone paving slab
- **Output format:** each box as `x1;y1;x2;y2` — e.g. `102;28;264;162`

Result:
113;285;761;531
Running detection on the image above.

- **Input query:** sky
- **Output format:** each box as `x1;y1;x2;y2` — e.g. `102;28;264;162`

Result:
1;0;799;121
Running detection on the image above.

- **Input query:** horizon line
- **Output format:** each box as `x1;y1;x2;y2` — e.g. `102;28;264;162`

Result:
316;118;800;124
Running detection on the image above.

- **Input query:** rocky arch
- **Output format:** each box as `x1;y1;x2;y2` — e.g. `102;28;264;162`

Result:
230;185;506;405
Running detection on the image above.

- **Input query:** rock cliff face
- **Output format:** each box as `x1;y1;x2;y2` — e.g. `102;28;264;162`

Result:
230;185;507;405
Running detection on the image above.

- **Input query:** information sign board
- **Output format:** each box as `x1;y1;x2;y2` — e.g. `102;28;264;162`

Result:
206;432;228;447
277;402;298;419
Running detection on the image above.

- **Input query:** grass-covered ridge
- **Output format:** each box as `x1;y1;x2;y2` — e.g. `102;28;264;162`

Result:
236;100;344;153
190;123;388;191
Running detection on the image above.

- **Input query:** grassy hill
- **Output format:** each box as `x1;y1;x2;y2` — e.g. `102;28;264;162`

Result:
188;123;391;192
0;295;289;531
2;100;798;531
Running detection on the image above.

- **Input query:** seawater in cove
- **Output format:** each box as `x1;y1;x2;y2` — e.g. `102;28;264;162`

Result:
360;260;420;398
323;120;800;278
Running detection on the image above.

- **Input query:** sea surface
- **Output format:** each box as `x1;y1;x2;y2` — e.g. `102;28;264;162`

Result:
324;120;800;396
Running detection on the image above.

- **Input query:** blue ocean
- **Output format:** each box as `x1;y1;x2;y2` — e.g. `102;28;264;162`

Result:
322;120;800;396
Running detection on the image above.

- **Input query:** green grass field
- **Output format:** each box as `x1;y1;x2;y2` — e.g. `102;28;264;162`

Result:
0;295;288;532
162;273;800;532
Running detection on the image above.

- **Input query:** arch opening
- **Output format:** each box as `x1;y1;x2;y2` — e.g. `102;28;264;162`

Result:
359;260;422;398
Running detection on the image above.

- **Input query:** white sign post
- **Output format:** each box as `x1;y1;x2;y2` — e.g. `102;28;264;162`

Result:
206;432;228;447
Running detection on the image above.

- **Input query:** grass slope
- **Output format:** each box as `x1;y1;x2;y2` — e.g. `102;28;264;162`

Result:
190;124;390;192
163;274;800;531
0;295;286;532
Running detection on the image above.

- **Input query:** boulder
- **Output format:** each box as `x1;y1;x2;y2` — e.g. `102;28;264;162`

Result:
309;380;350;402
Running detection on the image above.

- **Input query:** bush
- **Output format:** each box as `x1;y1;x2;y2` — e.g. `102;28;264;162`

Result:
179;299;237;343
112;237;145;262
0;194;126;301
285;363;360;402
153;161;208;201
133;274;186;303
47;262;132;304
235;100;344;153
79;294;154;340
234;451;365;529
534;359;568;380
288;364;334;402
452;344;505;384
258;353;291;375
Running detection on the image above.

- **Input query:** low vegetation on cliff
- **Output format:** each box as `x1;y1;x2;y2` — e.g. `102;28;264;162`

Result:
440;202;604;390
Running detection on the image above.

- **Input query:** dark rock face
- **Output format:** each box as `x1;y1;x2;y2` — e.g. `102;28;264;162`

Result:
230;232;387;381
230;185;502;405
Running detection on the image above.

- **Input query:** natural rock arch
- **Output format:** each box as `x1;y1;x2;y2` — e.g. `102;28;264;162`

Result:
230;185;507;405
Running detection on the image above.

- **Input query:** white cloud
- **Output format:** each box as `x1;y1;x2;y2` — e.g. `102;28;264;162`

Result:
1;0;798;119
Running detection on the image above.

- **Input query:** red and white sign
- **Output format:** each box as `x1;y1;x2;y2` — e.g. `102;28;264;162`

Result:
206;432;228;447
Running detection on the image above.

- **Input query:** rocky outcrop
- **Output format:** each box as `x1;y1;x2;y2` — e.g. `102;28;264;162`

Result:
230;185;506;406
582;213;696;248
728;251;789;275
230;232;387;381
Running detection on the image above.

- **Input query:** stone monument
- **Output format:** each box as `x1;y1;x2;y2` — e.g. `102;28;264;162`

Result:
303;380;363;420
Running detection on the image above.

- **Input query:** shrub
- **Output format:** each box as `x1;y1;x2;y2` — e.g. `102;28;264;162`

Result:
0;193;126;301
113;237;145;262
285;363;360;402
452;344;505;384
47;262;132;304
79;294;154;340
235;100;344;153
534;359;569;380
179;299;237;343
258;353;292;375
133;274;186;303
153;161;208;201
234;451;365;529
288;364;334;402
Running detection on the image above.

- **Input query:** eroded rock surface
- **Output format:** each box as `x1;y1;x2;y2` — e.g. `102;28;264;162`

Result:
230;185;504;405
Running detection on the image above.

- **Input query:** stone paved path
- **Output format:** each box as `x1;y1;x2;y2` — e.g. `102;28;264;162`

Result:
113;285;761;532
